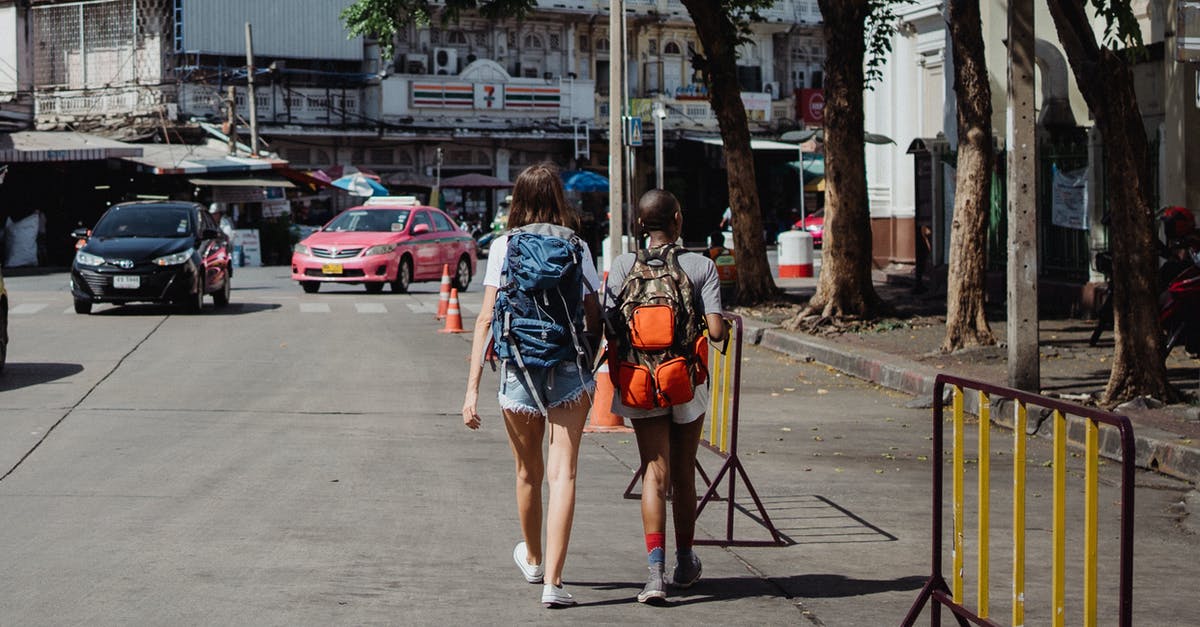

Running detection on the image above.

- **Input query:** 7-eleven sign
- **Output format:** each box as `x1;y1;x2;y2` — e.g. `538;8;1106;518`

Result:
475;84;503;110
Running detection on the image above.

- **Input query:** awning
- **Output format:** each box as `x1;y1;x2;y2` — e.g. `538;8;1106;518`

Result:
684;135;802;151
0;131;142;162
187;174;295;188
121;141;287;175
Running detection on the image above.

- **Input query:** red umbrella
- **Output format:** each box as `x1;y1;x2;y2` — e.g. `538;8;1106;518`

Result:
439;173;514;189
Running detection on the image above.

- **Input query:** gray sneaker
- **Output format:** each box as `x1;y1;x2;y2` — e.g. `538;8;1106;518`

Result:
637;564;668;604
672;552;702;588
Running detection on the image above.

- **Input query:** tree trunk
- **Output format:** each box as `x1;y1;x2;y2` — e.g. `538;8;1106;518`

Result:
942;0;996;352
787;0;885;327
1047;0;1179;404
683;0;780;305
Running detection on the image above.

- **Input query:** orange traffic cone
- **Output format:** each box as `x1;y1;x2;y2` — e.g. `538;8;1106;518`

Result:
435;264;451;320
585;357;632;433
439;288;467;333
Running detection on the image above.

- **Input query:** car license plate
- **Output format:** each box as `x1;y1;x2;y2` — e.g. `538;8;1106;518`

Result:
113;275;140;289
322;263;344;275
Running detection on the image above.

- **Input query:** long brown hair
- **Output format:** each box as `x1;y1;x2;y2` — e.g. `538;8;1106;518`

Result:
506;162;579;231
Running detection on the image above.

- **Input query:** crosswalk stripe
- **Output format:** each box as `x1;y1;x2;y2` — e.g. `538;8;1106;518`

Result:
406;302;438;314
355;303;387;314
299;303;330;313
11;304;47;315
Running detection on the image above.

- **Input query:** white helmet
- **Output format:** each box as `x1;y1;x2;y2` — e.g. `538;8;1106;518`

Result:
208;202;223;214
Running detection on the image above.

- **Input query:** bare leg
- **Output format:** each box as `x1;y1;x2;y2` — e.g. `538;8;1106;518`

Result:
504;411;546;567
632;415;673;542
669;416;706;551
542;399;589;586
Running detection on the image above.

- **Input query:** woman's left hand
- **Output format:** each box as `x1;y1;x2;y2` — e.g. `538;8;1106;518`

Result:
462;392;481;430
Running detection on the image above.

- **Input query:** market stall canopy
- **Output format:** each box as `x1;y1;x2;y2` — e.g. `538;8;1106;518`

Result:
562;170;609;192
683;135;802;151
332;172;389;197
0;131;142;162
780;129;896;145
187;174;296;188
122;141;287;175
439;172;514;189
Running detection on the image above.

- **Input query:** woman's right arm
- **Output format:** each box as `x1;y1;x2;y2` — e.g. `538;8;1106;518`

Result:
462;285;498;430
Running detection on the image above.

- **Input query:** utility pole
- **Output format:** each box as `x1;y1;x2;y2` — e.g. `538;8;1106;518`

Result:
225;86;238;156
245;22;259;156
607;0;624;268
1007;0;1038;390
653;102;665;189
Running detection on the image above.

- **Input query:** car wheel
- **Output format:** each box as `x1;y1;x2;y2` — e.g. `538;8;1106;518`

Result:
452;256;472;292
391;257;412;293
365;282;385;294
0;303;7;373
300;281;321;294
184;286;204;314
213;274;231;307
74;298;92;315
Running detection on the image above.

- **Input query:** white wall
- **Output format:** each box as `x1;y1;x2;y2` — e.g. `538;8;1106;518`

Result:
0;4;20;93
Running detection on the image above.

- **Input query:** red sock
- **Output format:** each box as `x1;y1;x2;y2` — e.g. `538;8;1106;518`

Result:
645;532;665;553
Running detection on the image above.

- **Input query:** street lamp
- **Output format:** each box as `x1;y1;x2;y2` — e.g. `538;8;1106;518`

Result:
652;101;667;189
432;146;443;208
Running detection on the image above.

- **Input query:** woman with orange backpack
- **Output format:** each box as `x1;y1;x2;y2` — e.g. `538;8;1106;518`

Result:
603;189;727;604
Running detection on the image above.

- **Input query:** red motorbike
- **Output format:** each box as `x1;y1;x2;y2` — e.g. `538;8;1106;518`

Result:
1160;256;1200;359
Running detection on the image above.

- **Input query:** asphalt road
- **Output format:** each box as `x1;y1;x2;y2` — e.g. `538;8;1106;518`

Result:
0;266;1195;626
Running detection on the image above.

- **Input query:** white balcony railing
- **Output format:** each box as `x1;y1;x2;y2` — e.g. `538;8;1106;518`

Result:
34;85;175;119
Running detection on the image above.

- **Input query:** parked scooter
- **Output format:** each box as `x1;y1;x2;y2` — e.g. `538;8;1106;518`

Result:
1089;206;1200;359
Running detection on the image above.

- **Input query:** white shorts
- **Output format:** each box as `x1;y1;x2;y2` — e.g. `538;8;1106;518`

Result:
611;382;710;425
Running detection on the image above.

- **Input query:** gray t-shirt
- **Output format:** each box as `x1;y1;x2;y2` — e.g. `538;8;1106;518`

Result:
602;248;723;316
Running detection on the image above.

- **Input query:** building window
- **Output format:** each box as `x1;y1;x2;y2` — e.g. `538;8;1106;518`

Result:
398;150;414;166
549;33;561;50
430;29;441;44
596;37;610;52
579;35;590;52
370;148;394;165
474;32;487;47
663;41;681;55
648;39;658;55
523;34;544;50
283;147;310;164
448;31;469;45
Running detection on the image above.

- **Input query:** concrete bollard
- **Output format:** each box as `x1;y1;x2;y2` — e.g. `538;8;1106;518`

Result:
777;230;813;278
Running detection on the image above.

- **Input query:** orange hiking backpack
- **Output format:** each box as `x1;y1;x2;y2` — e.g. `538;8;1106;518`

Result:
606;244;707;409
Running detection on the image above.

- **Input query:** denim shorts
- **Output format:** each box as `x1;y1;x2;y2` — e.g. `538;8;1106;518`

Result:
498;360;596;416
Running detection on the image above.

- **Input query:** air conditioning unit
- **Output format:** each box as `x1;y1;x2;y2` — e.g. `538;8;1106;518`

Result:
433;47;459;75
404;53;428;74
764;81;780;99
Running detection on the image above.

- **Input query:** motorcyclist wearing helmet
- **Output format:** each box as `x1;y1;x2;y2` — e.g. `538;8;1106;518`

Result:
1159;205;1200;287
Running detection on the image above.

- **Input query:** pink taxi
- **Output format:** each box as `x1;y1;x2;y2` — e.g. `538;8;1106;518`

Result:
291;197;476;294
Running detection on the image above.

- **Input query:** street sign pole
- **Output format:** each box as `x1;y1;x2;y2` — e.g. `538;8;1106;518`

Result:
607;0;624;267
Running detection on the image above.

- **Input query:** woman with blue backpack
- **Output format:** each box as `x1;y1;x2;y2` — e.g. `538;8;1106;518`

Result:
461;162;602;608
604;189;727;604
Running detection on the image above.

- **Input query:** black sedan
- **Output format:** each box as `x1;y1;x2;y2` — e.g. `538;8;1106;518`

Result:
71;201;233;314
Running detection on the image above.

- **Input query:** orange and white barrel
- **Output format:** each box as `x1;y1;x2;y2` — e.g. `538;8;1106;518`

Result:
777;230;813;278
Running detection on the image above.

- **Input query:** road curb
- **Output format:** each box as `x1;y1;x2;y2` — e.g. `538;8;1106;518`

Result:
745;321;1200;485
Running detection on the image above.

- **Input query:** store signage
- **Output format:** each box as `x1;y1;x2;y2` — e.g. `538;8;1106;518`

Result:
798;89;825;125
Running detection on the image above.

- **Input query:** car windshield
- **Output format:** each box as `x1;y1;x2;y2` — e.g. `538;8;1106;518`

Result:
324;209;410;232
92;206;193;238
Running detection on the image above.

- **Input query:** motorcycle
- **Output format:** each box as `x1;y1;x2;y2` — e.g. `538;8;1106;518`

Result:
1160;248;1200;359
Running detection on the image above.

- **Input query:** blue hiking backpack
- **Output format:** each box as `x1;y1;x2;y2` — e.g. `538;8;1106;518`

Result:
492;223;592;415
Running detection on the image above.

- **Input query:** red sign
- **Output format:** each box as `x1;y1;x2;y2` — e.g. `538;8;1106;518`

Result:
797;89;825;125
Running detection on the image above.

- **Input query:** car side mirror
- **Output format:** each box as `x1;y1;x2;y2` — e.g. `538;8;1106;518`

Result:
71;227;90;240
202;228;222;239
412;223;430;235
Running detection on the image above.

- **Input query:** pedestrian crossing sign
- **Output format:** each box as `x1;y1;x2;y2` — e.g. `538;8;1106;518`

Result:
624;116;643;147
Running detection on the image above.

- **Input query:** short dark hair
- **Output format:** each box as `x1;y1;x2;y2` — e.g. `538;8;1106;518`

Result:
709;230;724;249
637;189;680;232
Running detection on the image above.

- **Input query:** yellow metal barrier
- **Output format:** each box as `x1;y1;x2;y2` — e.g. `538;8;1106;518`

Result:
903;375;1135;627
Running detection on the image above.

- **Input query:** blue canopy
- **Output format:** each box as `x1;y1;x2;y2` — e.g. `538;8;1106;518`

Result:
562;170;609;192
332;173;389;197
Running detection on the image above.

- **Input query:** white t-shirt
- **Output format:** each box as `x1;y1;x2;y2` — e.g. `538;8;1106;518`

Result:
483;233;602;295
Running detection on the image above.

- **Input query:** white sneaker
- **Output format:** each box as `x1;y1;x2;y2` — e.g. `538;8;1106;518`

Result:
541;583;577;608
513;541;544;584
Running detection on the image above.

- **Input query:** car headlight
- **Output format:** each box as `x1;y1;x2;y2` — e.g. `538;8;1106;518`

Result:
364;243;397;256
153;248;194;266
293;243;310;255
75;250;105;266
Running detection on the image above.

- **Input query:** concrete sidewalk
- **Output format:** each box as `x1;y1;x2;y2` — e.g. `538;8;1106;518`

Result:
744;274;1200;485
